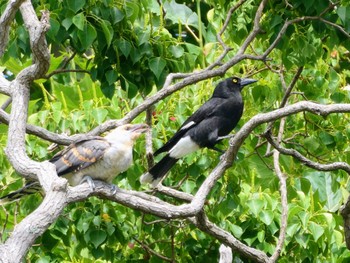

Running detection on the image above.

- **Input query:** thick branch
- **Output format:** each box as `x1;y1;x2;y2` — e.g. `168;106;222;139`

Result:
0;170;67;262
0;2;60;261
0;76;11;96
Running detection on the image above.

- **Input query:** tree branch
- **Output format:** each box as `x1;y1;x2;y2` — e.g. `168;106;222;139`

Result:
192;211;270;262
0;0;26;57
263;132;350;174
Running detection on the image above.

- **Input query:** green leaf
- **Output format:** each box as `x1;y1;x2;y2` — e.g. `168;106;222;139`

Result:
257;230;265;242
47;18;60;39
100;19;114;47
149;57;166;80
247;199;265;217
330;92;346;103
164;0;200;29
319;131;334;146
78;23;97;50
259;210;274;225
91;108;108;124
228;224;243;238
181;180;196;193
305;172;342;212
110;7;125;24
125;1;139;23
286;223;300;237
105;70;118;85
89;230;107;248
303;136;320;152
118;40;132;57
308;221;324;242
170;45;185;58
66;0;86;13
42;231;59;251
72;13;86;31
62;17;73;31
337;6;349;25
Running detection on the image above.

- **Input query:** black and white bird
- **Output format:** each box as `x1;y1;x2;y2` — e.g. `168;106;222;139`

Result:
140;77;257;187
0;123;148;204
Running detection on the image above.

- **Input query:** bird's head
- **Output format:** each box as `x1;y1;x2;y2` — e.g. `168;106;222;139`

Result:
105;123;149;143
213;77;257;97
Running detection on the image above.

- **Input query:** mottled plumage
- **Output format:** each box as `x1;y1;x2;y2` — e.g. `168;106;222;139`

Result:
0;124;148;204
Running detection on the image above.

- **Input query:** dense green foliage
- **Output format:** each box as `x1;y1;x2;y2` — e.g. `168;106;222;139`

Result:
1;0;350;262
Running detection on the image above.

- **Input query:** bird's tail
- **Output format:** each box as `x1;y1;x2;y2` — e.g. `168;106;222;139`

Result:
140;154;178;187
0;181;41;205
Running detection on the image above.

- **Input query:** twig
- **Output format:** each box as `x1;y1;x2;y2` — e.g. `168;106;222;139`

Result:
134;237;173;262
44;69;90;79
263;130;350;174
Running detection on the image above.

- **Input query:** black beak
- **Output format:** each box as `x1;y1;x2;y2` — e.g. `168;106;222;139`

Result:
240;78;257;87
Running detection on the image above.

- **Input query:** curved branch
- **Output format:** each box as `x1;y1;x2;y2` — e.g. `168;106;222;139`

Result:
0;0;26;57
0;109;76;145
192;211;270;262
264;132;350;174
0;76;11;96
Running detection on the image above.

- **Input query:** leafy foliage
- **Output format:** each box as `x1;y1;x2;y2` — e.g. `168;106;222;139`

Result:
1;0;350;262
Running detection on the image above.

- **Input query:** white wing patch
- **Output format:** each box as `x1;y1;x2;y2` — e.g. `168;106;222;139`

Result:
169;136;200;159
180;121;196;131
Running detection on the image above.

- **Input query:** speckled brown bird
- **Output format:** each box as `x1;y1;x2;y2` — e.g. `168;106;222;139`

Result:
0;123;148;204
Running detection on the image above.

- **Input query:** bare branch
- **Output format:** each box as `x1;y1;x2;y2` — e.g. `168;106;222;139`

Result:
134;237;173;262
269;119;288;262
0;176;68;261
0;108;76;145
192;211;270;262
0;0;26;57
155;185;194;202
236;0;268;56
0;75;11;96
263;132;350;174
43;69;90;79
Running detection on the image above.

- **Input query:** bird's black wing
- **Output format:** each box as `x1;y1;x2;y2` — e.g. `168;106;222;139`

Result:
154;97;222;155
50;136;111;176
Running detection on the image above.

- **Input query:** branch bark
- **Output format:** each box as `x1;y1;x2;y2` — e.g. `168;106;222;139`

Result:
0;0;349;262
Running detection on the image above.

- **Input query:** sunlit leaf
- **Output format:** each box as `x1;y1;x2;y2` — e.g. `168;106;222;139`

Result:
72;13;85;31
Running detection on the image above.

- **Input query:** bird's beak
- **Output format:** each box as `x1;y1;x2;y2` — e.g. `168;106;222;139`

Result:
240;78;257;87
130;123;149;133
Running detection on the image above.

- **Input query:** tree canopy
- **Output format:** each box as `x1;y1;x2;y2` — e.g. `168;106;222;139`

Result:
1;0;350;262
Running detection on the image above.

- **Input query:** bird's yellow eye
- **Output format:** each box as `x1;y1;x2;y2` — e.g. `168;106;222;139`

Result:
232;78;238;83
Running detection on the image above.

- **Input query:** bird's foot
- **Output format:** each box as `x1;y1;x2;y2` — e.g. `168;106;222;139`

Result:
217;134;234;141
110;184;119;195
80;176;96;191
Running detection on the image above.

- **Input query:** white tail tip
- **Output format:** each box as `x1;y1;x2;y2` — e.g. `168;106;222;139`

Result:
140;173;153;184
140;173;162;188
